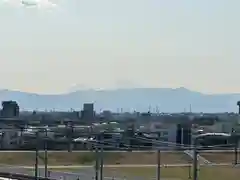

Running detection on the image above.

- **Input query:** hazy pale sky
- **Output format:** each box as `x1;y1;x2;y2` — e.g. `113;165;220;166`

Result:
0;0;239;94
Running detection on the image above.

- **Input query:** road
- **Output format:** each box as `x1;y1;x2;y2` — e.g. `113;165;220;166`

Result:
0;163;233;169
0;150;237;153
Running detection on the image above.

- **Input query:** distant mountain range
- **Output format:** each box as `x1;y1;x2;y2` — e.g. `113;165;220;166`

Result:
0;88;239;113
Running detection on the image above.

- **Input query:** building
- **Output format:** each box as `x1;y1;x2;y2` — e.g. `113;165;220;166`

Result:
83;103;94;111
176;123;192;146
81;103;95;121
0;129;21;149
138;122;177;144
1;101;19;117
101;110;113;120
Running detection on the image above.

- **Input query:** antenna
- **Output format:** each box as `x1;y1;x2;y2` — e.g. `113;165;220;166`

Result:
156;106;159;115
148;105;151;113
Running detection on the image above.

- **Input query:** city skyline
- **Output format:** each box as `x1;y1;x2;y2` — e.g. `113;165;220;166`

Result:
0;0;239;94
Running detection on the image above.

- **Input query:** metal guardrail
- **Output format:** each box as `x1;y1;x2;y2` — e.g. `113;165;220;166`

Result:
0;172;56;180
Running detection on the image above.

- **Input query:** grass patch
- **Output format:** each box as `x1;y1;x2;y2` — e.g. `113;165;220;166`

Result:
57;166;240;180
0;152;188;165
76;153;96;164
200;152;237;164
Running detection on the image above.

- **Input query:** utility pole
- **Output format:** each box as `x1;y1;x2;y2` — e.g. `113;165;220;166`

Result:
193;138;198;180
44;129;48;178
188;127;192;179
234;101;240;165
0;132;5;149
35;131;39;180
234;141;238;165
156;132;161;180
234;133;238;165
95;134;100;180
68;123;73;152
231;127;239;165
100;133;104;180
181;127;184;149
188;163;191;179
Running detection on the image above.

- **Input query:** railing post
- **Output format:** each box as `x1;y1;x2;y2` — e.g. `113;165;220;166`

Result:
193;138;198;180
35;131;39;180
156;132;161;180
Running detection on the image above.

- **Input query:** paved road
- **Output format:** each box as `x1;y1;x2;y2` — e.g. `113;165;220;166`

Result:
0;150;237;153
0;168;154;180
0;163;233;169
0;165;122;180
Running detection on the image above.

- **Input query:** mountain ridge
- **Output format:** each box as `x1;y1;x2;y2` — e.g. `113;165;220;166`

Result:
0;88;239;112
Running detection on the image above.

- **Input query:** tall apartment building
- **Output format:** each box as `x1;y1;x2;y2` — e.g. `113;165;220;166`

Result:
1;101;19;117
81;103;95;121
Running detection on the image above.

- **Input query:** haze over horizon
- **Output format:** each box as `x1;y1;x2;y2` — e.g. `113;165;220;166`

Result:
0;0;239;95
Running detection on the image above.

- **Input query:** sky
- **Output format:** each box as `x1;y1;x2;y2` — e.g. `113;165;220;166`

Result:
0;0;239;94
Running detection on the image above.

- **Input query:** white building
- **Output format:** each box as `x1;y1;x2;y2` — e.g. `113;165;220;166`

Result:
200;122;235;134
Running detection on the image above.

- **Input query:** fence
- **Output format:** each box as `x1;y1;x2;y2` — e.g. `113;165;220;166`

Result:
0;171;54;180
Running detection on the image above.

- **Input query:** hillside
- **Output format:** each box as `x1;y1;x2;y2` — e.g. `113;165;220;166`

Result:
0;88;239;112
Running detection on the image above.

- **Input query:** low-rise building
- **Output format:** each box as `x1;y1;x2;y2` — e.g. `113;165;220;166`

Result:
138;122;177;144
